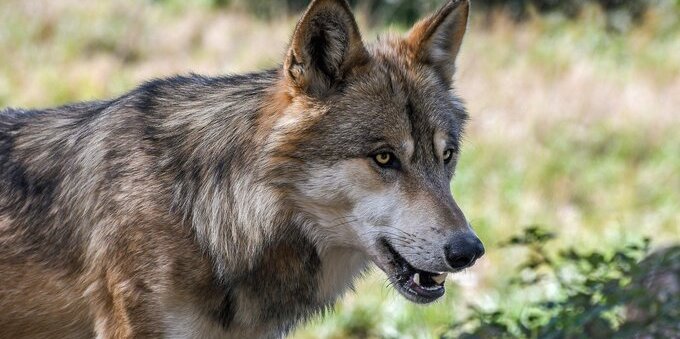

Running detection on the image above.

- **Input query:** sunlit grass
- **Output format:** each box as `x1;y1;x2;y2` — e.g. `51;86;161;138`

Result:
1;0;677;337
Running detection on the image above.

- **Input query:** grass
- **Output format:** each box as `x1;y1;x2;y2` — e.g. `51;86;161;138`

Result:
1;0;678;338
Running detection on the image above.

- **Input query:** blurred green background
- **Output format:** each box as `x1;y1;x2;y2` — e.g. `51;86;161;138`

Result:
1;0;678;338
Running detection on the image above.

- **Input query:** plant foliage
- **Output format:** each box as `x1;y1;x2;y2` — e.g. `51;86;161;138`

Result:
189;0;679;26
442;226;679;338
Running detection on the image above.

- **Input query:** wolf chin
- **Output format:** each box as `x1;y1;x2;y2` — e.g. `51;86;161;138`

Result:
0;0;484;337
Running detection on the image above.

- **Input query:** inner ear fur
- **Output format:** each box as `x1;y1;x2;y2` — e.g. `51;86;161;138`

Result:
406;0;470;86
285;0;369;97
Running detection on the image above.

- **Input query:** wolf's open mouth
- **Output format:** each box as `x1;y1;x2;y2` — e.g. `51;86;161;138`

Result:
380;239;448;304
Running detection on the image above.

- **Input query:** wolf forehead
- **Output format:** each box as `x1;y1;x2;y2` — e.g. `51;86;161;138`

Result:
294;41;468;161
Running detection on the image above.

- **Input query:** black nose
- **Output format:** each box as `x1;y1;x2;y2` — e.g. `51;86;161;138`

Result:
444;233;485;270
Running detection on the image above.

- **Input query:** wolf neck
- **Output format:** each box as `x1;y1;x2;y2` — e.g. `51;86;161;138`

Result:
140;70;286;276
147;71;368;311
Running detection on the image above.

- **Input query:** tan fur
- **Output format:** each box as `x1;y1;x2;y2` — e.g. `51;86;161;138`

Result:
406;0;469;82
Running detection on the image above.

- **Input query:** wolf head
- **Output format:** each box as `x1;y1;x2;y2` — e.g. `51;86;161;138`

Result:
269;0;483;304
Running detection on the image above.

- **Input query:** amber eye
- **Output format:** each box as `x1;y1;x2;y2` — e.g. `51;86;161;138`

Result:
443;149;454;164
375;152;392;165
373;152;399;169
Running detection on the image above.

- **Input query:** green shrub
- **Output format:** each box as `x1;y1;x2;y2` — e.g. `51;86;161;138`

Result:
177;0;678;27
474;0;649;20
442;227;679;338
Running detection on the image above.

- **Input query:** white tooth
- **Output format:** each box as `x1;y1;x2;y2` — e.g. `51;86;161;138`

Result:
432;273;448;285
413;273;421;286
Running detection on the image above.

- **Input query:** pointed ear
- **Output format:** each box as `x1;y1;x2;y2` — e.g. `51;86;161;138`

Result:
406;0;469;86
284;0;369;97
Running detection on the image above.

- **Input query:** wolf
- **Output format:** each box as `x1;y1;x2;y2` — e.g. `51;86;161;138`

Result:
0;0;484;337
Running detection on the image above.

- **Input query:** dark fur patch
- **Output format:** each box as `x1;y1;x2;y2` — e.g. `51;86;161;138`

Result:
235;227;323;333
214;288;236;329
